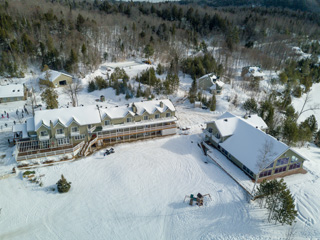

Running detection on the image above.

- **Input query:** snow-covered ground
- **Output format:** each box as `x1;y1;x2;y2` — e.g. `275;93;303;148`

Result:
1;60;320;239
292;83;320;124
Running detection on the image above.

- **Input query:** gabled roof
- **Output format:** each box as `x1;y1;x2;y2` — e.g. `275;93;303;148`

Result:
34;105;101;130
243;114;268;130
13;124;28;138
209;80;225;90
101;106;135;119
212;112;289;174
40;70;72;82
100;99;175;119
0;84;24;98
134;99;175;115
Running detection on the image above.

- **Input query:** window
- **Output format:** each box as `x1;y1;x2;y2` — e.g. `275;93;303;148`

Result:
222;148;228;156
88;124;92;129
57;137;70;146
289;162;301;170
105;120;110;126
144;115;149;120
208;128;212;133
71;127;79;132
127;117;132;123
216;133;220;139
274;166;287;174
276;157;289;166
291;156;299;163
166;112;171;118
266;162;274;169
74;134;86;140
155;114;160;119
56;128;64;134
40;131;48;136
41;140;50;149
259;169;272;178
243;165;254;176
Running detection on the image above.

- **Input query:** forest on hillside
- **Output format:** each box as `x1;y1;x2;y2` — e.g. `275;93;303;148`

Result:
181;0;320;14
0;0;320;79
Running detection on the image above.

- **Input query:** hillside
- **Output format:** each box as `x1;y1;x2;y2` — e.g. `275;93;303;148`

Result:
181;0;320;14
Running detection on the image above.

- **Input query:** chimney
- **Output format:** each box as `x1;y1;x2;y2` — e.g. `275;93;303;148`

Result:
160;101;164;108
132;103;137;113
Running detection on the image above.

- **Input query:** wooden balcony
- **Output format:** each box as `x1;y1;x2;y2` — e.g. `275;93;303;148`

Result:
96;122;176;140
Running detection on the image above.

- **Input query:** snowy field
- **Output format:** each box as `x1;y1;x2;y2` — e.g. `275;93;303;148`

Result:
292;83;320;124
1;60;320;239
1;131;320;239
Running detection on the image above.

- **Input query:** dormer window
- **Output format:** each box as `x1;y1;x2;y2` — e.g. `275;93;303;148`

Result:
144;115;149;120
155;114;160;119
12;90;15;92
127;117;132;123
56;129;64;134
40;131;48;136
166;112;171;118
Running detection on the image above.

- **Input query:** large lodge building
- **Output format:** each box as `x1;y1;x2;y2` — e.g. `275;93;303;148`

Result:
13;99;177;162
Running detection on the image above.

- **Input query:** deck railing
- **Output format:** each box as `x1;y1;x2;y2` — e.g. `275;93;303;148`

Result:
16;141;85;161
96;123;176;140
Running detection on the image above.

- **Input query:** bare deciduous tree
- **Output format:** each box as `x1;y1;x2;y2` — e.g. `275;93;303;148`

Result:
297;91;320;120
63;79;83;107
251;139;277;199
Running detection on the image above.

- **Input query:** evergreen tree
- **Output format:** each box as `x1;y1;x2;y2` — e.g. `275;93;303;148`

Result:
156;63;164;75
41;88;58;109
243;98;258;114
88;80;96;92
136;83;141;98
283;117;299;145
188;79;197;103
56;175;71;193
95;76;107;90
210;94;216;111
144;44;154;60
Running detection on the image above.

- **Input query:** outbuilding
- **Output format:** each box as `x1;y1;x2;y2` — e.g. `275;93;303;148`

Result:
40;70;73;88
0;84;27;103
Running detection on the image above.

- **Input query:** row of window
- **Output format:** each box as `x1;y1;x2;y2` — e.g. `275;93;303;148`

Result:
259;169;272;178
104;113;171;126
259;163;302;178
267;155;300;169
41;127;79;137
39;113;173;138
243;165;254;177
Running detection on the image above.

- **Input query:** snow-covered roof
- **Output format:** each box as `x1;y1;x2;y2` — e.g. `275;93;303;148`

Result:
213;112;289;174
13;124;28;138
215;112;267;136
243;114;268;130
34;105;101;130
209;80;225;90
198;73;217;81
246;67;264;77
40;70;72;82
100;99;175;119
100;106;135;119
135;99;175;115
0;84;24;98
27;118;35;132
